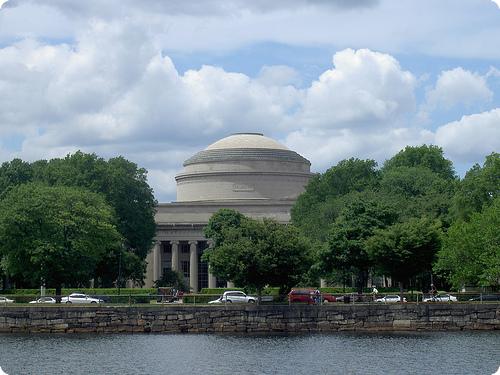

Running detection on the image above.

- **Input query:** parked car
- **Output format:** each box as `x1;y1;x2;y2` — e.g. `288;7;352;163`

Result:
321;293;337;303
0;296;14;304
60;293;102;304
208;291;256;304
375;295;407;303
29;297;56;304
288;289;315;304
423;294;458;302
468;294;500;302
288;289;335;304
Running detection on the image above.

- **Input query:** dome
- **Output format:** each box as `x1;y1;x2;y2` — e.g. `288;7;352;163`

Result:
205;133;289;151
184;133;309;167
176;133;312;202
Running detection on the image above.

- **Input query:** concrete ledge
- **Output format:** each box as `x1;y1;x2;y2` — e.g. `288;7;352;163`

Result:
0;304;498;333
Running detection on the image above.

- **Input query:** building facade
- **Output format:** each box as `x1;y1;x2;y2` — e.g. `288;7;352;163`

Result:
145;133;313;291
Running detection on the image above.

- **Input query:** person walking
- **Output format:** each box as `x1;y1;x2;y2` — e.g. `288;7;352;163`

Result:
430;284;437;301
372;285;378;302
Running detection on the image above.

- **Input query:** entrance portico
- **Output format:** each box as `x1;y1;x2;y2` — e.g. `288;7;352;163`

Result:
146;237;219;293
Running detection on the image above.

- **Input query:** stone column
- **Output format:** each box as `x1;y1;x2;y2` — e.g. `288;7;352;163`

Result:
189;240;198;293
153;241;161;282
171;240;179;272
320;279;327;288
145;250;155;288
226;281;235;288
207;240;217;288
208;272;217;289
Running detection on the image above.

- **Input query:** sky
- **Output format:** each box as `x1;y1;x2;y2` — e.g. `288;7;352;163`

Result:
0;0;499;202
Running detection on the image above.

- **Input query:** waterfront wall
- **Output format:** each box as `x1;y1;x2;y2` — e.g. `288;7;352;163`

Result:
0;304;498;333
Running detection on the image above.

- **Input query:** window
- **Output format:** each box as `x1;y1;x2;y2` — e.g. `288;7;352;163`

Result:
162;242;172;253
181;261;190;278
180;242;190;254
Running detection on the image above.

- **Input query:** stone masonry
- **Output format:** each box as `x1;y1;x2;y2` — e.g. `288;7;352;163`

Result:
0;304;499;334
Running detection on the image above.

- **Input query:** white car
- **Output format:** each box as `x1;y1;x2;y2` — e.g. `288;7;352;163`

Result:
423;294;458;302
0;296;14;304
29;297;56;304
375;295;407;303
208;291;256;304
61;293;102;304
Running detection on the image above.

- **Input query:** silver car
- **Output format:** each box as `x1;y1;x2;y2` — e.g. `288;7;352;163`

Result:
61;293;102;304
29;297;56;304
208;291;256;304
0;296;14;304
375;295;407;303
423;294;458;302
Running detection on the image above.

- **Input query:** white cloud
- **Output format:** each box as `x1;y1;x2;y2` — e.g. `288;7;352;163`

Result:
147;168;181;203
284;127;434;172
257;65;301;87
2;1;500;59
298;48;416;129
424;67;492;112
435;108;500;162
0;31;420;198
0;16;497;201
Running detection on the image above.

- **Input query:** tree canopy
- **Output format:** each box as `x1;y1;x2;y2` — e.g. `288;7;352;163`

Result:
291;158;379;243
0;183;122;298
367;217;442;291
434;197;500;289
452;152;500;221
0;152;156;286
203;209;313;295
292;145;456;288
319;193;397;291
382;145;456;180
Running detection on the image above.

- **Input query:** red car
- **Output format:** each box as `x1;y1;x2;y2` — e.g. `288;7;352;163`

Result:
288;289;337;304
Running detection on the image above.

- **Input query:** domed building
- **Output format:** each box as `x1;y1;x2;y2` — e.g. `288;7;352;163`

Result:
145;133;313;290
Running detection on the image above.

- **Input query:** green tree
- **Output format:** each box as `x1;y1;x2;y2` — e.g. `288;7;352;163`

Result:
379;166;456;226
292;158;379;242
5;151;158;285
453;152;500;221
434;197;500;289
154;270;189;292
319;194;397;292
0;158;33;198
203;208;244;247
380;145;457;227
382;145;456;180
203;209;313;296
0;183;122;300
367;217;442;297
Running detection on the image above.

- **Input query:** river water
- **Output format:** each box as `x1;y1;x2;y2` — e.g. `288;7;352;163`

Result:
0;331;499;375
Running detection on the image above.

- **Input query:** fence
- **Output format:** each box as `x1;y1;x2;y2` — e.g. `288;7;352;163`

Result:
1;291;499;306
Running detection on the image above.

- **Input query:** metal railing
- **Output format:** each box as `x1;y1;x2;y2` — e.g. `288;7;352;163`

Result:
1;292;499;306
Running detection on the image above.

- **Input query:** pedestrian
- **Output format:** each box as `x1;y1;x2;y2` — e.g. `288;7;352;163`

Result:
314;289;321;304
372;285;378;302
430;284;437;300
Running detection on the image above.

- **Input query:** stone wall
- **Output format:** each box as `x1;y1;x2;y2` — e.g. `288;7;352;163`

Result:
0;304;498;334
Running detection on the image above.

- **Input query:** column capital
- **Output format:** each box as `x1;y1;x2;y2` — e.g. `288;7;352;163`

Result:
207;240;214;247
188;240;198;246
170;240;179;246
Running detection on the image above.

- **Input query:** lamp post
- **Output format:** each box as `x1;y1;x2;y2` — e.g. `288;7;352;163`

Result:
118;249;122;295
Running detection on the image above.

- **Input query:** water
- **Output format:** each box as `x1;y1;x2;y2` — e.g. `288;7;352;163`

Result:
0;331;499;375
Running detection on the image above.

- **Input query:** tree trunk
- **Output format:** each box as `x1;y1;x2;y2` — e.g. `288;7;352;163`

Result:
1;275;11;291
399;281;404;304
55;284;62;304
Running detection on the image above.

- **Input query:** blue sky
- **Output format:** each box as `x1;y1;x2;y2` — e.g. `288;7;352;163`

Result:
0;0;499;201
